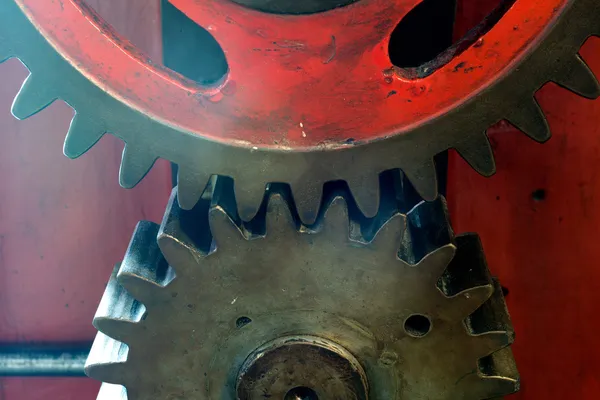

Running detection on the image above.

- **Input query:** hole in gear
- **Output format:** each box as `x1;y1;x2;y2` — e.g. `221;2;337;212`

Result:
389;0;513;78
162;0;228;85
285;386;319;400
404;314;432;337
236;316;253;328
532;189;546;202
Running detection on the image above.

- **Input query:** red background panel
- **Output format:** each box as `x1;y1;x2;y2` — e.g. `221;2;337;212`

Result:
0;0;168;399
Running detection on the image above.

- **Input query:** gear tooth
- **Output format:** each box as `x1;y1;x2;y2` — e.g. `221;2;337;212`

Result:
447;284;494;321
63;115;106;158
470;332;513;360
291;181;324;225
93;265;145;344
466;279;514;342
209;204;246;252
458;372;519;399
11;74;56;120
554;55;600;99
176;167;212;210
319;193;351;239
438;234;493;292
399;197;453;265
346;175;380;218
265;188;299;236
506;97;550;142
454;133;496;177
158;189;211;271
118;221;174;303
119;145;157;189
97;384;128;400
234;180;266;222
402;159;438;201
85;332;129;385
440;235;495;319
367;213;405;255
412;244;456;281
471;347;520;397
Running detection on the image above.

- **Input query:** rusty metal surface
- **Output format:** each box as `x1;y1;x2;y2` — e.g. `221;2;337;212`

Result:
0;0;168;398
85;181;517;399
1;0;598;224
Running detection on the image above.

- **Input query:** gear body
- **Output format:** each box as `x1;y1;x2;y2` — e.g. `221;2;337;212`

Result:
86;181;518;399
1;0;599;223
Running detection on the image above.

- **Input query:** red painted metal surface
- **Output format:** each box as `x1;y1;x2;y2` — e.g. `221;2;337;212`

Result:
14;0;565;148
0;1;168;399
449;4;600;399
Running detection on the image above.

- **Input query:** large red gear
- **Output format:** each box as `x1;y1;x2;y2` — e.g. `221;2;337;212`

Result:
1;0;599;223
7;0;584;146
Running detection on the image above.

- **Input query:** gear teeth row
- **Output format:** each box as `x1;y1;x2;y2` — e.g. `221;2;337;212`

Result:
166;171;420;261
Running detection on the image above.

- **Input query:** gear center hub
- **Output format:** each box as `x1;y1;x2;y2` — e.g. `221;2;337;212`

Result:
236;336;369;400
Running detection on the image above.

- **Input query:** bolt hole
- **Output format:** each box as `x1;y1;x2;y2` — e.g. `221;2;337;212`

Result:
404;314;432;337
532;189;546;201
389;0;514;78
285;387;319;400
236;316;252;329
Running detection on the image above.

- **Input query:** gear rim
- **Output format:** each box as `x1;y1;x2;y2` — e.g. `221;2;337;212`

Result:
84;181;519;399
1;0;599;223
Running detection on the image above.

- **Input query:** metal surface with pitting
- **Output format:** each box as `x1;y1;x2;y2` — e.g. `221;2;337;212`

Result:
84;179;518;399
1;0;599;224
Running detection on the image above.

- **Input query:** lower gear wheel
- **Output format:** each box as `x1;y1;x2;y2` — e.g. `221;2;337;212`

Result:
85;180;518;399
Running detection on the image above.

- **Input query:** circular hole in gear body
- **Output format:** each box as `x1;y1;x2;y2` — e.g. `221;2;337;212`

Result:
404;314;432;337
285;386;319;400
228;0;360;14
236;316;253;329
